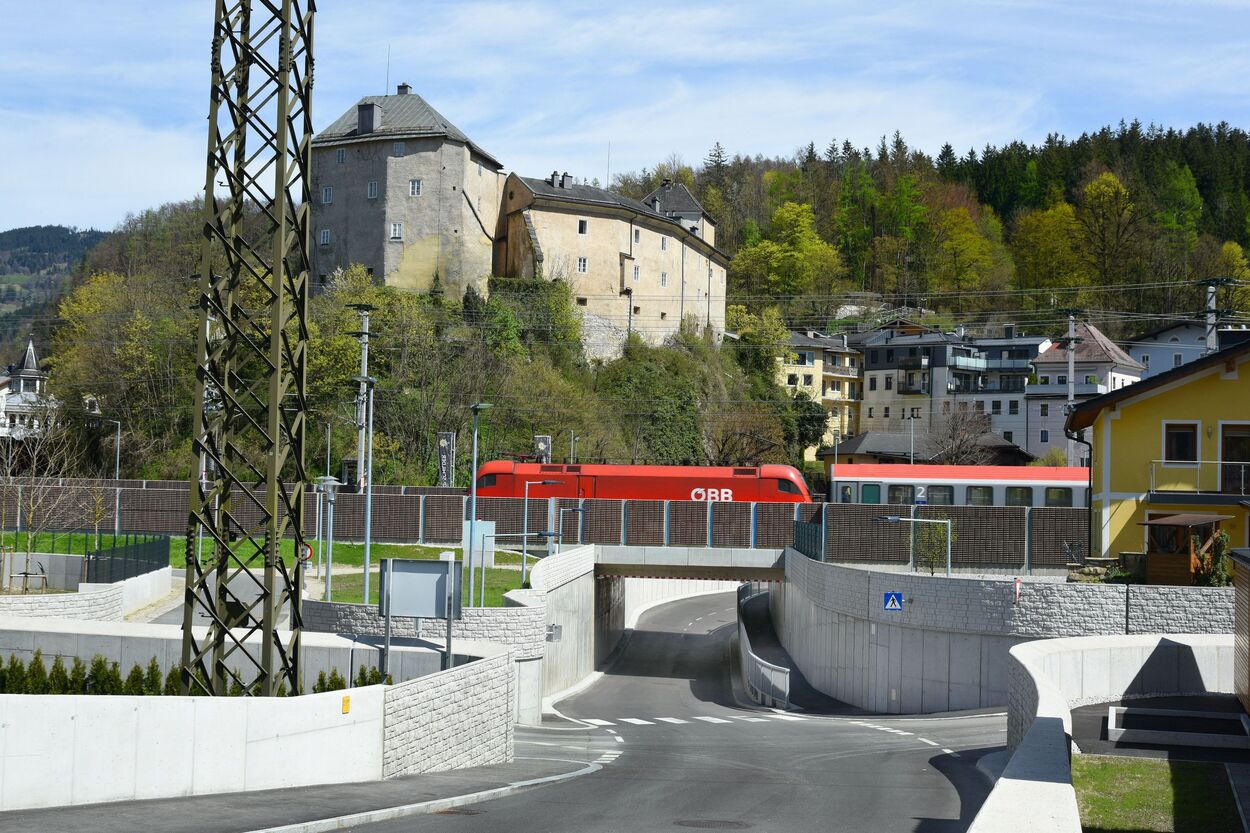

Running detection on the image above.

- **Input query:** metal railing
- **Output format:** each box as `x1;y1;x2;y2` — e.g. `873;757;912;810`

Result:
793;520;823;560
84;532;170;583
737;583;790;709
1149;460;1250;496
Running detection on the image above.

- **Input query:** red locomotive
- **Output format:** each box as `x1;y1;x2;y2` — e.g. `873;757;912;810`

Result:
473;461;813;503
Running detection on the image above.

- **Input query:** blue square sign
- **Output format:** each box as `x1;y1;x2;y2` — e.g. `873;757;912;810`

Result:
883;592;904;612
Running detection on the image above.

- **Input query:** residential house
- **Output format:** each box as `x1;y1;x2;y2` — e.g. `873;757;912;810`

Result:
1027;322;1143;464
1066;338;1250;561
495;174;729;360
0;340;49;439
1123;321;1250;379
778;331;862;459
815;430;1032;472
310;84;506;297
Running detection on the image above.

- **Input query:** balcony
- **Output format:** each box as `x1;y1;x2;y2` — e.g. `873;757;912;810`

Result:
948;382;1026;394
898;356;930;370
1148;460;1250;500
1026;382;1107;396
823;364;859;379
950;355;987;372
985;358;1033;371
899;383;930;395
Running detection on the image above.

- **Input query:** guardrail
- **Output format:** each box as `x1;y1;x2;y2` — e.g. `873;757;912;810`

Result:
736;583;790;709
1148;459;1250;495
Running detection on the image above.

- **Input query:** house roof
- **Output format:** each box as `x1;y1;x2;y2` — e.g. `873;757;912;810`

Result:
1138;513;1233;527
815;430;1030;461
1125;320;1204;344
314;89;501;168
1066;338;1250;431
641;181;709;219
788;331;850;351
1035;321;1143;369
17;340;38;374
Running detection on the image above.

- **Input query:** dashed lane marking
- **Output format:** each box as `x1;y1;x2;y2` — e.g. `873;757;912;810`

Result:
654;717;689;724
731;716;771;723
919;739;939;747
693;716;733;724
614;736;625;743
582;719;615;726
766;713;807;721
619;718;654;725
941;748;956;755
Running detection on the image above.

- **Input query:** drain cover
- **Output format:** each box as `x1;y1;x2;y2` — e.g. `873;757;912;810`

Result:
674;822;750;830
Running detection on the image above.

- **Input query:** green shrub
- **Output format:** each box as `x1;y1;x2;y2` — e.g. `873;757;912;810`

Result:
70;657;87;694
124;664;146;696
86;656;111;694
143;658;163;696
313;670;327;694
326;669;346;691
48;656;70;694
164;666;181;696
355;665;370;688
228;679;244;697
106;662;124;695
7;654;27;694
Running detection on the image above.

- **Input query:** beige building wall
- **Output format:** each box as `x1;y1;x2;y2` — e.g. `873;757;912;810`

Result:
311;138;502;298
778;345;862;461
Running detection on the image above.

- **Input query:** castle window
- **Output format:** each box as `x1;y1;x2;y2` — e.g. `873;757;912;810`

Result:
633;229;640;244
335;148;346;164
578;219;588;235
577;257;588;274
661;237;667;251
319;229;331;246
390;222;404;240
660;272;668;288
393;141;405;155
633;265;640;282
409;179;422;197
367;181;378;199
321;186;333;205
576;297;588;306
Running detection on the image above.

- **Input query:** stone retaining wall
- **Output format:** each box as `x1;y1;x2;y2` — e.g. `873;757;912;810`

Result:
0;583;123;621
382;650;514;777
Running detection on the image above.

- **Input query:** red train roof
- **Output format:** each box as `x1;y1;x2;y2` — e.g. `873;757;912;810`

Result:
829;464;1088;483
477;461;804;480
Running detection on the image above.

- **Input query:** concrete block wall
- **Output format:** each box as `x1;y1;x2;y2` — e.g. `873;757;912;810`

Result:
0;686;387;811
0;583;122;621
382;650;514;777
774;549;1235;714
970;634;1233;833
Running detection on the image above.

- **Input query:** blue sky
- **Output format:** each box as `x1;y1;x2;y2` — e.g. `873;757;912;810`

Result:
2;0;1248;232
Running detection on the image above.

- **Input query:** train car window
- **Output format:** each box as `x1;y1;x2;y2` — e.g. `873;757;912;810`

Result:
887;484;914;504
1044;487;1073;507
1005;486;1033;506
861;484;881;504
776;479;800;494
928;485;954;505
476;474;497;488
838;485;853;503
966;486;993;506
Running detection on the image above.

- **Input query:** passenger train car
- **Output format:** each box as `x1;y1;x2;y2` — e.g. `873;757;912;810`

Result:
829;464;1089;508
474;461;813;503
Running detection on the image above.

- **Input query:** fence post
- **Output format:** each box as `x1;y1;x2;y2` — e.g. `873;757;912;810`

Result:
819;504;828;562
620;501;628;546
706;501;714;548
578;499;585;544
417;495;425;544
909;503;917;571
750;502;758;549
663;501;671;547
1024;507;1032;576
114;487;122;536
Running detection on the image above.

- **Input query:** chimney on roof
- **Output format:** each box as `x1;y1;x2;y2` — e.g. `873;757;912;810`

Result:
550;170;559;187
560;172;573;188
1003;323;1016;339
955;324;966;338
650;197;660;210
661;178;672;188
396;82;412;95
357;102;382;135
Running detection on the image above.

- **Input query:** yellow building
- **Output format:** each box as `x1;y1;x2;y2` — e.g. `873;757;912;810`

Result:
779;331;862;460
1067;339;1250;561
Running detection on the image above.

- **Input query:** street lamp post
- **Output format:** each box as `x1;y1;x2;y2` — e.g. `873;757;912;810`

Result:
467;403;493;608
903;413;918;464
316;476;342;600
352;375;378;602
523;479;560;586
877;515;951;576
102;419;121;479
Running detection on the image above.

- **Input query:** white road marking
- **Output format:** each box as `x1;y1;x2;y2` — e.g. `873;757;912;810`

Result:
767;713;806;721
619;718;654;725
919;738;939;747
582;719;614;726
614;735;625;743
941;748;956;755
731;716;770;723
693;716;733;724
655;717;689;724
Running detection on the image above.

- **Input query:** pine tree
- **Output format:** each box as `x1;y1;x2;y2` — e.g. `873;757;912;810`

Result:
313;670;328;694
87;656;111;694
106;662;124;695
355;665;370;688
327;669;346;691
70;657;88;694
143;658;163;696
703;142;729;187
7;654;27;694
124;664;146;696
48;655;70;694
25;651;48;694
164;666;181;696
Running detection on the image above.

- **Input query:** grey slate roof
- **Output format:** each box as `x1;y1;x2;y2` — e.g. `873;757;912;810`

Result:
16;339;38;374
815;430;1029;460
314;90;501;168
522;177;664;218
641;182;707;217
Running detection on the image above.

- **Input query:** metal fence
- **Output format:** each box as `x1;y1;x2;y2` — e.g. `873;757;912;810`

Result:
84;533;170;584
737;583;789;709
794;520;823;560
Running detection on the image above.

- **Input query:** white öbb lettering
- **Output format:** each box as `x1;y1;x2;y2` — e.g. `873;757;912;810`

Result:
691;488;733;502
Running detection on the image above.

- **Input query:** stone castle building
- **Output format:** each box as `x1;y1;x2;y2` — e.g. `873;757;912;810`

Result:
311;86;728;357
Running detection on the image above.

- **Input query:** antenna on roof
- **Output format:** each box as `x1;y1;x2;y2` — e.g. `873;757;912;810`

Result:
606;141;611;188
385;44;391;94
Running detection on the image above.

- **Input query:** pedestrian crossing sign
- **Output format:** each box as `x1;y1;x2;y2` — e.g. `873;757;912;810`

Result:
883;592;904;612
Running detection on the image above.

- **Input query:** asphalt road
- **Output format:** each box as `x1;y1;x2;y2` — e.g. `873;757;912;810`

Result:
346;591;1003;833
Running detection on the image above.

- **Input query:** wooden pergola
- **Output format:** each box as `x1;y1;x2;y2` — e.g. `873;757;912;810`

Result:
1138;513;1233;585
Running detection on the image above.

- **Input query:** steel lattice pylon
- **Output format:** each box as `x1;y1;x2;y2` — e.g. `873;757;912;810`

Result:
181;0;315;696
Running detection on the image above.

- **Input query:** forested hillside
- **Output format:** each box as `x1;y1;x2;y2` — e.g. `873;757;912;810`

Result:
614;121;1250;335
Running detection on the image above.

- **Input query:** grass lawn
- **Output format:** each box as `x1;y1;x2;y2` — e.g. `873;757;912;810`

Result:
1073;754;1242;833
326;566;524;608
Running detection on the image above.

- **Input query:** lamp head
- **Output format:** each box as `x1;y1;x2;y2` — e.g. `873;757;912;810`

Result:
471;402;494;414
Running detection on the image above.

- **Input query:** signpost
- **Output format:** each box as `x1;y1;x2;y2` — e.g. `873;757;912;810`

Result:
378;558;463;675
883;592;904;612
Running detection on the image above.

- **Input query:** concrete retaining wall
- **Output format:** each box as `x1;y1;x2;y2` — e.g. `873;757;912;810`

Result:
0;567;173;622
969;634;1233;833
0;685;387;810
383;650;514;777
773;550;1234;713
